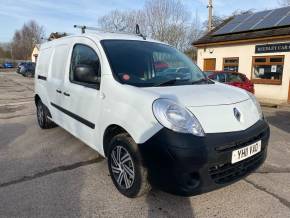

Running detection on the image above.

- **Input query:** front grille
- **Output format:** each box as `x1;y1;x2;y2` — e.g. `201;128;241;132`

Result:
209;152;264;184
215;130;267;152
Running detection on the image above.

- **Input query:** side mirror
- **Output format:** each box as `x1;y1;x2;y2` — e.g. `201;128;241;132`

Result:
74;64;100;84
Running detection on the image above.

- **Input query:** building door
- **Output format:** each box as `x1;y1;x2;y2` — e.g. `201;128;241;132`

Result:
288;81;290;102
204;58;216;71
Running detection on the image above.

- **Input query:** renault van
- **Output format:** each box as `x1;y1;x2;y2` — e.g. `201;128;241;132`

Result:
35;33;270;198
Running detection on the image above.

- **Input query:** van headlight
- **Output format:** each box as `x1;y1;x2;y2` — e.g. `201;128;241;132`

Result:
152;98;205;136
248;92;263;120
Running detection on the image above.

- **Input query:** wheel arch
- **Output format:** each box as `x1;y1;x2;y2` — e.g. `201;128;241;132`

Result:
34;94;41;105
103;124;131;157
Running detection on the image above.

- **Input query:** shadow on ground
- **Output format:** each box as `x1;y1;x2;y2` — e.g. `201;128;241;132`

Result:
146;190;194;217
0;123;27;145
266;110;290;133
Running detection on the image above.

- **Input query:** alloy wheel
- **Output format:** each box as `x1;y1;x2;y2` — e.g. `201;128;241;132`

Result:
110;146;135;189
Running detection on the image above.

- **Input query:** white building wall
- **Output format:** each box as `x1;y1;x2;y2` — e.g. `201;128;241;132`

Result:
31;46;39;63
197;40;290;103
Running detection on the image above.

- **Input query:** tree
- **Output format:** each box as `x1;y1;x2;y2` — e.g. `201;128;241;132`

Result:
0;43;12;59
144;0;190;49
202;9;254;33
11;30;24;60
11;20;45;60
0;47;5;58
98;9;147;34
185;12;204;61
203;15;226;31
278;0;290;6
48;32;68;41
98;0;203;51
188;11;204;42
211;15;226;29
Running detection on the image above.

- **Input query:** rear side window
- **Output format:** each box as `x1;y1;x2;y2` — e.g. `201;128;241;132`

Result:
70;44;101;87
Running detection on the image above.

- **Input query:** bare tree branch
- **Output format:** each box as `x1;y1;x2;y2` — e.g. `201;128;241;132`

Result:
11;20;45;60
98;0;203;51
278;0;290;6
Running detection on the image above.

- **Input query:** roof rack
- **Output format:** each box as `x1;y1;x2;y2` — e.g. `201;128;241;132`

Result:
73;24;147;40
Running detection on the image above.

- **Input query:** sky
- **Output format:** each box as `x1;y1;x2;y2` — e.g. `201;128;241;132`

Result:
0;0;283;42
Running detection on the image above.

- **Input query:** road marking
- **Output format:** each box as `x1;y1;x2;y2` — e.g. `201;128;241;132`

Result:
0;113;36;120
0;101;34;107
0;158;103;189
244;179;290;209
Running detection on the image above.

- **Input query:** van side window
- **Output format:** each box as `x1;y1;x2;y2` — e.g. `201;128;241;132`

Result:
70;44;101;88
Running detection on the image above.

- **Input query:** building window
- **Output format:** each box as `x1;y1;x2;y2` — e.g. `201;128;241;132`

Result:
223;57;239;72
252;55;284;85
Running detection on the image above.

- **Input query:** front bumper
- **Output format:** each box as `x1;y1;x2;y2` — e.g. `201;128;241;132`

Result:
139;120;270;196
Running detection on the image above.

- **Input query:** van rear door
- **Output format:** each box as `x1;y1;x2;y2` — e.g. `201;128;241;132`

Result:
35;46;52;106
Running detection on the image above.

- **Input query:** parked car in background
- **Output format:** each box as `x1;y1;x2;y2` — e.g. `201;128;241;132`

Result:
2;62;14;68
157;67;191;80
17;62;26;68
17;62;36;77
154;61;169;72
205;71;255;93
16;62;26;73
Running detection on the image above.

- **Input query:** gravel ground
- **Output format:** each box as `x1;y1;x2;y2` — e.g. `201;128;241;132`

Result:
0;72;289;218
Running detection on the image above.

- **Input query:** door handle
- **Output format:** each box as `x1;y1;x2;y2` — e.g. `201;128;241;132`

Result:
56;89;62;94
63;92;70;97
100;92;106;99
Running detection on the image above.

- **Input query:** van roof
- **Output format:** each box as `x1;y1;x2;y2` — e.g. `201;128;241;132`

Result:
40;32;168;49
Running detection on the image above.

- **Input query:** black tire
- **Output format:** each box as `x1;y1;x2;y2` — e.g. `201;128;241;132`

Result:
36;100;57;129
27;71;34;78
107;133;151;198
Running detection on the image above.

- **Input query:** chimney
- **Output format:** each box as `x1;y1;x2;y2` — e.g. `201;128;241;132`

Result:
207;0;213;32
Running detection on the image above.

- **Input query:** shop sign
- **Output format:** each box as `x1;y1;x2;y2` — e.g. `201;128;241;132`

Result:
255;43;290;53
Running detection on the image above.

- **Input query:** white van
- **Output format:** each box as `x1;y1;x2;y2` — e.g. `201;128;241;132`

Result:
35;33;270;198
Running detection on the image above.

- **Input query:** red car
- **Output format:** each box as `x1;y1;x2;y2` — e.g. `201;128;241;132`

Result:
154;61;169;72
205;71;255;93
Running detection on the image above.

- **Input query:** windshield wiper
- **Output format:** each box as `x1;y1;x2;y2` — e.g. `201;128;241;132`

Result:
191;78;213;85
154;78;211;87
154;79;178;87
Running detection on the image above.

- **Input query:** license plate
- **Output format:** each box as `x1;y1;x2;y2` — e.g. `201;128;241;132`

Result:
231;141;261;164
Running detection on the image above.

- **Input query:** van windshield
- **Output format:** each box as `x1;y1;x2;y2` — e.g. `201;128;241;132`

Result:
101;40;210;87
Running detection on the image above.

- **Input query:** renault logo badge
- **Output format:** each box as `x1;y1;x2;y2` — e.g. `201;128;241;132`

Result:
233;108;241;122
